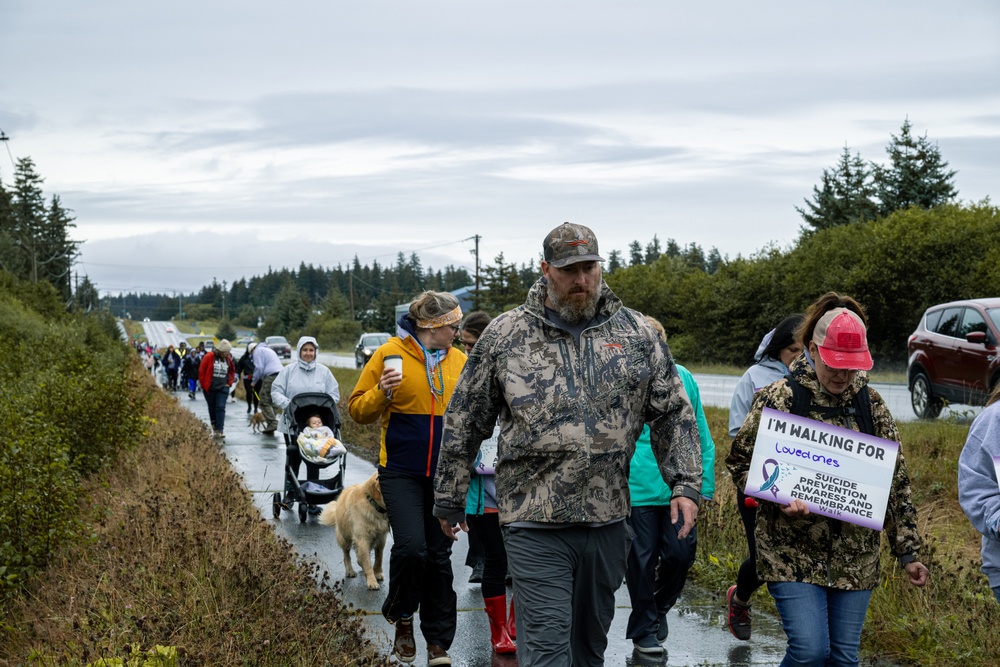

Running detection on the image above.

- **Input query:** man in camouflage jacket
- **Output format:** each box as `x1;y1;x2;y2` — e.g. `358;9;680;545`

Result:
433;222;702;666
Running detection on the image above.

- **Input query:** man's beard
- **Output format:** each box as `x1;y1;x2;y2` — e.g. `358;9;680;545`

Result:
549;285;599;324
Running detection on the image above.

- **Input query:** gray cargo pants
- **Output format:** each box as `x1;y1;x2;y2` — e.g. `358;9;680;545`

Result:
503;520;632;667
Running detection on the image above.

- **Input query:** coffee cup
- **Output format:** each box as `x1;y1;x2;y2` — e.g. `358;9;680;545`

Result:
384;354;403;380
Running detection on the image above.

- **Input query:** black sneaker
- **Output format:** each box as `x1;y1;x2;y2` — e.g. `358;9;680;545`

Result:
632;635;663;655
656;612;668;642
726;585;752;641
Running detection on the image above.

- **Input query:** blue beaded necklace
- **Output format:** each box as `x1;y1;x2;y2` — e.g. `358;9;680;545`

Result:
419;343;445;398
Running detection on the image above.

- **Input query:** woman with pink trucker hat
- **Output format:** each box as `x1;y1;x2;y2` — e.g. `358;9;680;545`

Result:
727;292;928;667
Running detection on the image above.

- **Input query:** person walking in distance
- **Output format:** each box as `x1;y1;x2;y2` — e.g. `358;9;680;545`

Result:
250;341;283;435
433;222;702;667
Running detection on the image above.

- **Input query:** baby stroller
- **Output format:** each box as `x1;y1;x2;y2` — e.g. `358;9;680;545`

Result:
272;392;346;523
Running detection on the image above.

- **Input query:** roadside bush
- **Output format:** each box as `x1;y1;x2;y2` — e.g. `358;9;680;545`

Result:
0;281;147;604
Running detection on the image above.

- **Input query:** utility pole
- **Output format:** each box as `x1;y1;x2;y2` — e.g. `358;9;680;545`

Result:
349;272;355;320
465;234;481;310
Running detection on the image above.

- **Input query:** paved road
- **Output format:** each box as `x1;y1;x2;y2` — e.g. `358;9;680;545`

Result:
176;391;793;666
692;373;981;424
140;320;187;348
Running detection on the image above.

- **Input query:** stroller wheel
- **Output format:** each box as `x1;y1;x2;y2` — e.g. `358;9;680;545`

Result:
298;502;308;523
272;492;282;519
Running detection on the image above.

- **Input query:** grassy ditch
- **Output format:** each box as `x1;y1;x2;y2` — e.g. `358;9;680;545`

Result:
0;367;388;667
694;406;998;666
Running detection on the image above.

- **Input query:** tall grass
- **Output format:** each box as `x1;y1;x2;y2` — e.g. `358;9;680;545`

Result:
0;372;388;667
696;406;999;665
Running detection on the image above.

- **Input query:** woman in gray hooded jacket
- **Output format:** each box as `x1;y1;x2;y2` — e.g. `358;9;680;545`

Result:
272;336;341;504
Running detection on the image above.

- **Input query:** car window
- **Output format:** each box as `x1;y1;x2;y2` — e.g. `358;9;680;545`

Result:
924;309;943;332
960;308;988;337
934;307;963;337
989;309;1000;336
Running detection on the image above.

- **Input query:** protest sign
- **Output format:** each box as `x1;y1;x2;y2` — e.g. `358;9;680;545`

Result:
744;406;899;530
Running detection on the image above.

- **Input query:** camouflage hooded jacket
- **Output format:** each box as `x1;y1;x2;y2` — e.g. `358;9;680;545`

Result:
432;277;702;526
726;356;922;590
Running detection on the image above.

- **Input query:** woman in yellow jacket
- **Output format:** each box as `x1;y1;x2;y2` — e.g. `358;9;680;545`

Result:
349;291;466;667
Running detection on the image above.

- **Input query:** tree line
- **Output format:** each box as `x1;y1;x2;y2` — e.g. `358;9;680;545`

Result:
4;119;982;361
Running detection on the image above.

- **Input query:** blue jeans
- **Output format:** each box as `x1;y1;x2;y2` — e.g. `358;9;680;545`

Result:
767;582;872;667
204;389;229;432
993;586;1000;605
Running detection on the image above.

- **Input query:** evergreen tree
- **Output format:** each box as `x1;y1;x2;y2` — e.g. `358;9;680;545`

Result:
797;146;877;233
320;287;350;319
607;249;623;274
873;119;958;216
479;252;525;313
628;240;644;267
75;275;101;312
705;247;723;274
664;239;681;258
12;157;48;283
216;319;237;341
42;195;80;301
265;281;309;335
644;235;662;265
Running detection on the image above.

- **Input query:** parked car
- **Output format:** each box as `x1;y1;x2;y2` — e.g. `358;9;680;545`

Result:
907;297;1000;418
204;340;215;352
266;335;292;359
236;335;255;346
355;332;391;368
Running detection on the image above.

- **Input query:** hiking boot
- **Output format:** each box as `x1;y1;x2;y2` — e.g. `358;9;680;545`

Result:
392;617;416;663
469;561;484;583
726;585;752;641
656;612;668;642
632;635;663;655
427;644;452;666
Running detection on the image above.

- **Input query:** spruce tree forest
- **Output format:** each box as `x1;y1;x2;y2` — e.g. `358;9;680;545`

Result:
2;120;996;365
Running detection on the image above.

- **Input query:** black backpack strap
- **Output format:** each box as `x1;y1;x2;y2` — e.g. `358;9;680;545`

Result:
849;386;875;436
786;374;875;436
786;375;812;418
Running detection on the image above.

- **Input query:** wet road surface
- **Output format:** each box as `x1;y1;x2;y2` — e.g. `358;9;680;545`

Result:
178;390;794;666
178;376;908;666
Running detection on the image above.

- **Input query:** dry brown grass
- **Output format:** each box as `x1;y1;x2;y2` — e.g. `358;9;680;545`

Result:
0;377;389;667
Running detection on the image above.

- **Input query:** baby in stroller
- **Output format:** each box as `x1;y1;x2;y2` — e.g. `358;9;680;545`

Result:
297;413;347;463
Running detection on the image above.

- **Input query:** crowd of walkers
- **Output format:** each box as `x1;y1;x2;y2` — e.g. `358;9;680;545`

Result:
180;222;1000;667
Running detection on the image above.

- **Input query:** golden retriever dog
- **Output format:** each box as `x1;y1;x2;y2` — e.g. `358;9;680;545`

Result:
249;411;266;433
319;472;389;590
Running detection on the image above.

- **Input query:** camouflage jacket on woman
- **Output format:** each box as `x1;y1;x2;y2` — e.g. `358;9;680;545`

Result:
726;356;922;590
432;277;702;526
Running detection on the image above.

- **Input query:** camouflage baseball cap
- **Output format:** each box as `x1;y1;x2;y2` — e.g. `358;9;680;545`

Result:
543;222;605;268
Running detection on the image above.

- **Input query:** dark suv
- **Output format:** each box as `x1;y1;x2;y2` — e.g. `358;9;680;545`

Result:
265;335;292;359
907;298;1000;418
355;333;390;368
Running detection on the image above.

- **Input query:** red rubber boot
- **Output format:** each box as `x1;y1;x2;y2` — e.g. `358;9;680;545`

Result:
483;596;516;654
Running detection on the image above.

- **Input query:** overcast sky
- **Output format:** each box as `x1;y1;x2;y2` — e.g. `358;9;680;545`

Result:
2;1;998;296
